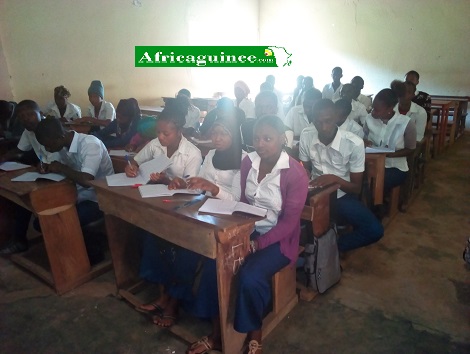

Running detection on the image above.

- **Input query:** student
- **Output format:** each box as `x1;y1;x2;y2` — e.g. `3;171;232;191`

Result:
136;117;245;334
339;84;368;125
334;99;364;138
198;98;245;138
404;70;431;117
234;81;255;119
125;96;202;184
177;88;201;133
186;115;308;354
79;80;116;127
299;99;383;252
322;67;343;101
284;88;322;139
42;85;81;122
265;75;284;119
351;76;372;112
94;98;141;148
290;75;304;109
0;100;61;255
295;76;314;106
391;80;427;141
0;100;23;139
363;88;417;194
125;116;157;153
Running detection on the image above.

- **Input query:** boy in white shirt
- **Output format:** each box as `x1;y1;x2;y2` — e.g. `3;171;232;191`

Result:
351;76;372;112
299;99;383;252
335;99;364;138
42;85;81;122
339;84;368;125
322;67;343;101
284;88;322;138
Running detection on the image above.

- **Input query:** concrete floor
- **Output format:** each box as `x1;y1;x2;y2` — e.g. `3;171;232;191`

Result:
1;135;470;354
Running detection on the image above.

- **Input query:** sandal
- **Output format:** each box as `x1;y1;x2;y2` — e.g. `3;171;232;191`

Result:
135;302;164;315
246;340;262;354
153;313;177;328
187;336;222;354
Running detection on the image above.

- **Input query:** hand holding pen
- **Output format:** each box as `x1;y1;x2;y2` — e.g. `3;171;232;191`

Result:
124;155;139;177
38;154;47;174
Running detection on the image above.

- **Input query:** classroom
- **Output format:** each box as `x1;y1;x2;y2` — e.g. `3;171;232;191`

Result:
1;1;469;353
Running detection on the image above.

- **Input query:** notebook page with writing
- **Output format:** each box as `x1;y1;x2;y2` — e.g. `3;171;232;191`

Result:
108;150;136;157
106;173;146;186
11;172;65;182
138;154;171;181
233;202;267;217
198;199;238;215
138;185;200;198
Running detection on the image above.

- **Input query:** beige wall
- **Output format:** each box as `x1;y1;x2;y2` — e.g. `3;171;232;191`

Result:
0;0;468;112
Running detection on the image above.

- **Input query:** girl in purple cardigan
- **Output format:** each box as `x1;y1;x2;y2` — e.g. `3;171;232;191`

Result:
187;115;308;354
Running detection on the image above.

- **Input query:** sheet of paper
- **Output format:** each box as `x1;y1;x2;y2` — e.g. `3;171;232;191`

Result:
0;161;31;171
106;173;146;187
365;146;395;154
109;150;136;157
138;154;172;181
234;202;267;217
11;172;65;182
198;199;238;215
138;185;200;198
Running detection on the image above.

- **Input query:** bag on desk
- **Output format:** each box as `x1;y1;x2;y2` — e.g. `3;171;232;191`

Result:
304;226;341;294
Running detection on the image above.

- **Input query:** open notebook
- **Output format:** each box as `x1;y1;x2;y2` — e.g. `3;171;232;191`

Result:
0;162;31;171
365;146;395;154
198;199;267;217
138;185;201;198
108;150;136;157
106;154;171;187
11;172;65;182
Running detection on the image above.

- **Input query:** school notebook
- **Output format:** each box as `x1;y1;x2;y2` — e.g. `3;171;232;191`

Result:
365;146;395;154
0;162;31;171
198;199;267;217
106;154;171;187
11;172;65;182
138;184;201;198
108;150;136;157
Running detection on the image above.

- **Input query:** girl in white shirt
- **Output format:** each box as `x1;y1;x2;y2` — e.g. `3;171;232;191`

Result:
234;80;256;119
43;85;81;122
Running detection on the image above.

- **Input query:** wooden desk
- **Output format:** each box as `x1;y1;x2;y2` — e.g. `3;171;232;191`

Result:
0;169;110;294
431;100;453;154
365;153;386;205
91;180;335;353
63;121;94;134
140;105;163;117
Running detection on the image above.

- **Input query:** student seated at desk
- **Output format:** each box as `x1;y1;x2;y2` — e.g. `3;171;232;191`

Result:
177;88;201;136
198;97;245;139
42;85;81;122
284;87;322;140
339;84;368;125
322;67;343;101
77;80;115;128
300;99;383;253
136;117;245;334
391;80;427;141
0;100;61;255
93;98;141;148
335;99;364;138
124;116;157;153
290;75;304;109
351;76;372;112
34;117;115;261
234;80;255;119
364;88;417;195
185;116;308;354
125;96;202;184
404;70;432;117
0;100;24;139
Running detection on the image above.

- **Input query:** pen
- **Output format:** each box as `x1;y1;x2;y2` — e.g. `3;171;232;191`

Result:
125;154;132;167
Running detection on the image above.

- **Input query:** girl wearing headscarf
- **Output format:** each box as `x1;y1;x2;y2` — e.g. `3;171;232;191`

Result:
234;80;255;119
136;116;246;337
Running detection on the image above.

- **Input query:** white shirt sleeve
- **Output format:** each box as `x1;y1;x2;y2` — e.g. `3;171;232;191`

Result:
349;140;365;173
298;131;310;162
133;139;160;165
104;102;116;121
284;106;295;129
182;148;202;178
216;170;241;201
17;131;32;152
414;108;427;141
80;139;103;176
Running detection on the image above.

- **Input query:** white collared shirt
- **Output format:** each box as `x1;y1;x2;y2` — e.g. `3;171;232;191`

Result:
395;102;427;141
235;98;255;119
284;105;310;137
184;105;201;128
299;128;364;198
43;101;81;121
88;100;116;121
357;94;372;112
198;149;247;201
134;136;202;179
339;118;364;139
58;132;114;203
348;100;368;125
17;128;60;164
322;83;343;101
245;150;289;234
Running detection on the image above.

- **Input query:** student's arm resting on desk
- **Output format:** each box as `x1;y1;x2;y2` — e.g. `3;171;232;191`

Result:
45;161;94;187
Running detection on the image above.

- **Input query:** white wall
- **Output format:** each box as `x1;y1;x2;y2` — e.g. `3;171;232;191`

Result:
0;0;468;111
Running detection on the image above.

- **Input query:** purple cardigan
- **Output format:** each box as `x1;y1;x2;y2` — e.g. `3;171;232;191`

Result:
240;154;308;264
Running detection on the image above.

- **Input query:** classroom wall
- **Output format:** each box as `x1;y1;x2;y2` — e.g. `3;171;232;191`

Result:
0;0;468;112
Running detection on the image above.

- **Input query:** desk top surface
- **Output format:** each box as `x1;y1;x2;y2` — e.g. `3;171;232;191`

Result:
90;179;261;230
431;99;453;106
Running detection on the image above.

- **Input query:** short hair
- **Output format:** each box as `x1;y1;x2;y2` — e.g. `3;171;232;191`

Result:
311;99;335;121
54;85;71;98
260;82;273;92
35;117;65;143
159;95;190;129
255;90;277;106
177;88;191;98
303;76;314;88
335;98;352;117
351;76;364;87
17;100;40;112
405;70;420;80
391;80;415;99
254;115;286;135
303;88;322;102
375;88;399;108
332;67;343;74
